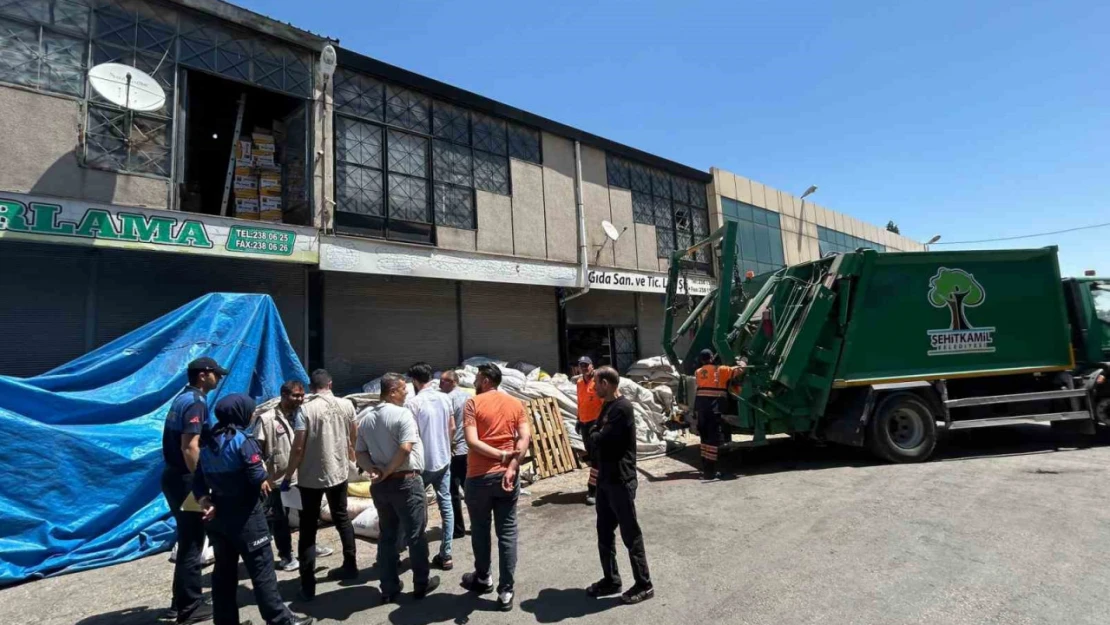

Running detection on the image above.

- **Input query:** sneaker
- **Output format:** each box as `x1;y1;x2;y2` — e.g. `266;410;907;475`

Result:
497;589;515;611
380;580;404;605
314;545;334;558
413;575;441;600
586;578;623;598
161;604;177;622
460;572;494;594
326;564;359;580
278;557;300;572
292;617;315;625
176;602;214;625
431;554;454;571
701;472;721;482
621;584;655;604
585;494;596;506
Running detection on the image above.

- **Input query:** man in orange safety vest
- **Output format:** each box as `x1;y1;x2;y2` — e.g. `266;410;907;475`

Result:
693;349;744;480
575;356;604;505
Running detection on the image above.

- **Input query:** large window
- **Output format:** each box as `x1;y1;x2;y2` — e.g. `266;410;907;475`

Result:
605;154;709;268
333;67;541;243
722;198;785;276
817;226;886;256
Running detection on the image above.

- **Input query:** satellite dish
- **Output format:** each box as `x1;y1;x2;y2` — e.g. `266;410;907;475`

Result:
88;63;166;112
601;220;621;241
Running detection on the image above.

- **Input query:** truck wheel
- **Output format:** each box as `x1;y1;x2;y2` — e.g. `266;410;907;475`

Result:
867;393;937;463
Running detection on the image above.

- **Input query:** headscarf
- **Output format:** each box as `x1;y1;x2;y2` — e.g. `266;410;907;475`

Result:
213;393;256;436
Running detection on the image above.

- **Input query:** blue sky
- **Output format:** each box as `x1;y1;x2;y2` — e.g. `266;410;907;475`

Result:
237;0;1108;276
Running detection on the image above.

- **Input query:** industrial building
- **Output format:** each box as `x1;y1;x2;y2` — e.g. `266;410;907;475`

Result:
0;0;924;389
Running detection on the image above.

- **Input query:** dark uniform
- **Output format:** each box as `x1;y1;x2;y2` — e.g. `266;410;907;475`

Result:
694;363;739;478
161;386;214;619
193;394;307;625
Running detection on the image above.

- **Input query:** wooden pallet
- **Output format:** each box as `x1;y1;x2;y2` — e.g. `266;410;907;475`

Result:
526;396;581;479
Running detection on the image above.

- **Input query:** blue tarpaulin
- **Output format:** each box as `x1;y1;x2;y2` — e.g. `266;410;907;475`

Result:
0;293;307;585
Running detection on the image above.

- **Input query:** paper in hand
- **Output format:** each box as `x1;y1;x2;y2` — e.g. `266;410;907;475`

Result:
281;486;302;510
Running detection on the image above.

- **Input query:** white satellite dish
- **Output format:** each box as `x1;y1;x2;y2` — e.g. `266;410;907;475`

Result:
88;63;166;112
601;220;621;241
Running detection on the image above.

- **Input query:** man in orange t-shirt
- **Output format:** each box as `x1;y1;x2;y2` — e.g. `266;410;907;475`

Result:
461;364;532;612
575;356;603;505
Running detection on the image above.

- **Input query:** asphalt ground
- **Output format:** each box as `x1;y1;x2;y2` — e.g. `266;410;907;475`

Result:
4;424;1110;625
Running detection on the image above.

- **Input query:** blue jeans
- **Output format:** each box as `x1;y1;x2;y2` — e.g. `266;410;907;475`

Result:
422;464;453;560
465;472;519;593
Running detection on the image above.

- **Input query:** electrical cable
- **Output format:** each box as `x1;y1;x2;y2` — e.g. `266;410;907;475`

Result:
932;221;1110;245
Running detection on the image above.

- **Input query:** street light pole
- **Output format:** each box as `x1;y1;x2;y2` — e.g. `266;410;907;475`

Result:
924;234;941;251
796;185;818;258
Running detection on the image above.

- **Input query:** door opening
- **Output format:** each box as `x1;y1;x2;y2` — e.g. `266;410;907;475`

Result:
566;325;639;374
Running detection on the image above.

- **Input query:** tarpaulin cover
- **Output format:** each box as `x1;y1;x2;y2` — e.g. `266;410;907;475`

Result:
0;293;307;585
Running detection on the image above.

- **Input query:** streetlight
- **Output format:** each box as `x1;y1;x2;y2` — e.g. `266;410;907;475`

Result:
924;234;941;251
797;185;818;257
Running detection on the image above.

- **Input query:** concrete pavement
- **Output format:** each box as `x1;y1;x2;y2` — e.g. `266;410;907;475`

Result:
4;425;1110;624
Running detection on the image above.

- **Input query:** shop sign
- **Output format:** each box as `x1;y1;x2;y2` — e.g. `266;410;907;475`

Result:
0;193;317;264
587;269;714;296
321;235;714;294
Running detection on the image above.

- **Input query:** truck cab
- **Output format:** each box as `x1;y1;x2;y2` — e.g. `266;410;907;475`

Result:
1063;278;1110;367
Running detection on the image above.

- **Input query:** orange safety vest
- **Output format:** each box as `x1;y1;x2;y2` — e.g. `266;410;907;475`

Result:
577;376;603;423
695;364;736;397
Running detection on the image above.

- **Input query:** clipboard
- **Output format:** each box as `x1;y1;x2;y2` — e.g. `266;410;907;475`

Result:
280;486;302;510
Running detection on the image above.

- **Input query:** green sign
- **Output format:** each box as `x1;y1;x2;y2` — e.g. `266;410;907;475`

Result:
225;225;296;256
0;194;318;264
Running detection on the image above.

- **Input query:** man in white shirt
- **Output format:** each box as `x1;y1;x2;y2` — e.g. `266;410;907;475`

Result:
439;370;470;539
405;362;456;571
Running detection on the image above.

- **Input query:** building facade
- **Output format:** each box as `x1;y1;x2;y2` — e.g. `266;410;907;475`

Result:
0;0;922;389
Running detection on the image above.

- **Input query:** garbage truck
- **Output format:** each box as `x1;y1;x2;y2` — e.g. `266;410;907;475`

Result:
663;221;1110;462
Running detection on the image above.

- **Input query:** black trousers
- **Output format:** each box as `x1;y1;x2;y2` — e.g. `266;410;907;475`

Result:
161;468;205;615
298;482;357;595
582;421;599;496
450;454;468;533
264;488;293;561
210;518;293;625
372;474;431;596
596;478;651;588
695;395;724;475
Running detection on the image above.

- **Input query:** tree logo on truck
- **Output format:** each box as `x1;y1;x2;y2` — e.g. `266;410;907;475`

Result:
926;268;995;355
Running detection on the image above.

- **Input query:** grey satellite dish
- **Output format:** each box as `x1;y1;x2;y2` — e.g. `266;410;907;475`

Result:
602;220;621;241
88;63;166;112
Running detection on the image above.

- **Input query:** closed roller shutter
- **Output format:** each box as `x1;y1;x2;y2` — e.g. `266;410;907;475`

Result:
462;282;558;372
323;273;459;393
565;290;636;326
0;242;92;376
95;250;307;361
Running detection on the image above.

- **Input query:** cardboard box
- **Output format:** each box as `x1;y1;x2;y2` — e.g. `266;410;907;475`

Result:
234;197;259;219
252;131;276;154
233;166;257;192
235;139;252;163
258;171;282;196
259;195;282;222
253;152;276;168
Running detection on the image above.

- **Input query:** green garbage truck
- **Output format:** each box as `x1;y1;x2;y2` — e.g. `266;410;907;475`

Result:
663;221;1110;462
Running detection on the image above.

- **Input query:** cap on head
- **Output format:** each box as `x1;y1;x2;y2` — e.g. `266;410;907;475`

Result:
187;356;229;376
577;356;593;367
699;349;714;364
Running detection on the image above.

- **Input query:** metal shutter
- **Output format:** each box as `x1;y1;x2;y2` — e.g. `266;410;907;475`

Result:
637;293;667;357
461;282;558;372
0;242;92;376
565;290;636;326
95;250;308;361
323;273;459;393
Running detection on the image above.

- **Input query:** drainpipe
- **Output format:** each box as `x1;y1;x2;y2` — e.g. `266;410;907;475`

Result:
561;140;590;305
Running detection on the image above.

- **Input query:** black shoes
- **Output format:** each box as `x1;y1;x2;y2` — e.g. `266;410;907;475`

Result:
460;572;494;594
326;563;359;580
586;578;623;598
292;617;315;625
175;601;213;624
431;554;454;570
380;580;405;605
621;584;655;604
452;528;466;539
497;589;515;611
413;576;441;600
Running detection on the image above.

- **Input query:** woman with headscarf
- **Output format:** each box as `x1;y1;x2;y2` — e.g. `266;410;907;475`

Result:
192;393;313;625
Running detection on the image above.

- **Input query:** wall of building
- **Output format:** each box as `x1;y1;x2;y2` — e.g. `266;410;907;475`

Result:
709;167;924;269
0;86;169;208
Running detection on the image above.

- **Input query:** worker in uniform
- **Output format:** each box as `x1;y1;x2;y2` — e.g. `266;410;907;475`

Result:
693;349;743;480
193;393;313;625
161;356;226;624
575;356;604;505
249;379;307;572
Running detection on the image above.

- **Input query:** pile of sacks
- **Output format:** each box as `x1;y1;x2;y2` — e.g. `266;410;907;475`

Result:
624;356;681;388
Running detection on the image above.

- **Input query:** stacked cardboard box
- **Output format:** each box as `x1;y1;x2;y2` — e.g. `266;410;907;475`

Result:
252;129;282;223
232;160;259;220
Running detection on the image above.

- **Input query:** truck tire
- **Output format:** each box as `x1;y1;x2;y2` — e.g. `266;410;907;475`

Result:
867;393;938;463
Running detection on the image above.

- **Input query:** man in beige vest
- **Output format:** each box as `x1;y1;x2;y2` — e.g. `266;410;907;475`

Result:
250;379;306;572
282;369;358;601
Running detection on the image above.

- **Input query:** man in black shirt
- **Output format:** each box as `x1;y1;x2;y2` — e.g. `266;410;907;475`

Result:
586;366;654;605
